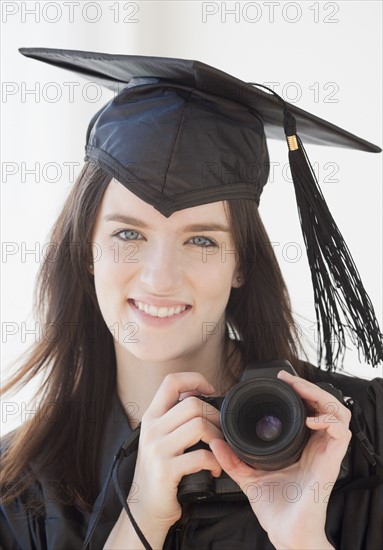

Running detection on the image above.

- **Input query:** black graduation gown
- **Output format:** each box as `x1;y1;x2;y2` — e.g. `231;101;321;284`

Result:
1;366;382;550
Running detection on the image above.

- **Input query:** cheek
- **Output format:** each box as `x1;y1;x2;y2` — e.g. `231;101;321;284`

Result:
97;238;133;268
93;242;135;294
195;256;237;305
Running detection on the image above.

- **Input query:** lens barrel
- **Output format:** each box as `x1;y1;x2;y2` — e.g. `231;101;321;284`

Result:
220;377;309;470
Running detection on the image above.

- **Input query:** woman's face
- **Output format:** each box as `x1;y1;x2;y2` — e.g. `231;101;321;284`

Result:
92;179;241;363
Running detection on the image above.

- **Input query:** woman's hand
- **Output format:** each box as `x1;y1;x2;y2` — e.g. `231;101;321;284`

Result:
209;370;352;550
127;372;223;545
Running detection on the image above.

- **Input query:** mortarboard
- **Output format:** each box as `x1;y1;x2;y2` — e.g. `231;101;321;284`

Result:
19;48;383;370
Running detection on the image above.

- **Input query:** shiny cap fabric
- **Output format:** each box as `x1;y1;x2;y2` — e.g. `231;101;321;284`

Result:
19;48;381;217
85;82;269;216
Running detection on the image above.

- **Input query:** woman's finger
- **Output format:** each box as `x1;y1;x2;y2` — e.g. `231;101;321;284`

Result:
165;416;224;456
277;370;351;425
306;414;352;441
145;372;215;418
172;448;223;480
162;395;221;432
142;396;221;440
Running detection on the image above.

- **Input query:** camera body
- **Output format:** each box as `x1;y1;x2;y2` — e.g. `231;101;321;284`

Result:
178;359;345;503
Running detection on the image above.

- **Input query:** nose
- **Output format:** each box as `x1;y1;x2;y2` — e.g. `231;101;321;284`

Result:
139;241;183;294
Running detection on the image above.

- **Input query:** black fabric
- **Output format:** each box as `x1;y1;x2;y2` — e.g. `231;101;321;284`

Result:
1;365;382;550
18;48;381;219
18;48;382;152
84;82;269;217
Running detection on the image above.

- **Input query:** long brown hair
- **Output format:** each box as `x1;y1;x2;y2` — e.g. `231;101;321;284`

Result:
1;161;307;512
224;199;307;385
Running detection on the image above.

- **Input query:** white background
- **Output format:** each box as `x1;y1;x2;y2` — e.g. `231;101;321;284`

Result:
1;1;382;435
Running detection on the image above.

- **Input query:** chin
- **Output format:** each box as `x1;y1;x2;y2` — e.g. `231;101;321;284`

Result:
120;339;198;364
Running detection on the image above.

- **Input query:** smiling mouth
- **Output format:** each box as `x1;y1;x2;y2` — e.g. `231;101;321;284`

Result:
129;299;191;318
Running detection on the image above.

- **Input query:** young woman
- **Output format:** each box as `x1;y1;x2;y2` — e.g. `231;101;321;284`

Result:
1;49;382;550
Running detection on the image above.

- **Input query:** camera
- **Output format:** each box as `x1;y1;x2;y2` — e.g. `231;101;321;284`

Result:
178;359;345;503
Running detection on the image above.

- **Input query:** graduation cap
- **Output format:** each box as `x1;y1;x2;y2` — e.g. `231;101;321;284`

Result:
19;48;383;370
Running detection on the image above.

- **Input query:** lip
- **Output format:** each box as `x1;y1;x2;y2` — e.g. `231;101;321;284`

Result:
128;298;192;326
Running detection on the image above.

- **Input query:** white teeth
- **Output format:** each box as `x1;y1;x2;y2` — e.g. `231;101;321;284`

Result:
149;305;157;316
133;300;187;318
158;306;174;318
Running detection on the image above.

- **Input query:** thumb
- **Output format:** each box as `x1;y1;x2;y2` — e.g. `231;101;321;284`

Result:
209;439;255;480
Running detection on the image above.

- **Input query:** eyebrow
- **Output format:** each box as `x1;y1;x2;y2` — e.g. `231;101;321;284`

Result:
103;214;230;233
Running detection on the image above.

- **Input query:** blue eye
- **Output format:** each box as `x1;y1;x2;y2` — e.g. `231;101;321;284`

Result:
116;230;142;241
190;236;217;247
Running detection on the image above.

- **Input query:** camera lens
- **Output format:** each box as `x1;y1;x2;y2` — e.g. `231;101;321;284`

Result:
256;415;282;441
220;377;309;470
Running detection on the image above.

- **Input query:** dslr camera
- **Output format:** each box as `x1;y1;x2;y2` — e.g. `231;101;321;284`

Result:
178;359;346;503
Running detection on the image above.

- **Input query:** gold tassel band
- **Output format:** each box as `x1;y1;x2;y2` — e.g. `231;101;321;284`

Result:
287;134;299;151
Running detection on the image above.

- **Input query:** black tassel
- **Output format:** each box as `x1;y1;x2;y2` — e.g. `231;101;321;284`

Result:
283;109;383;369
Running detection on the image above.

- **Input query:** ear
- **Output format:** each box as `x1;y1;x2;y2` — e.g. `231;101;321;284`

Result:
231;269;243;288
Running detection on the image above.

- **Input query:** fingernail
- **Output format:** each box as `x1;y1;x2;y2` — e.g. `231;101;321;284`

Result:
208;383;216;392
278;370;290;378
